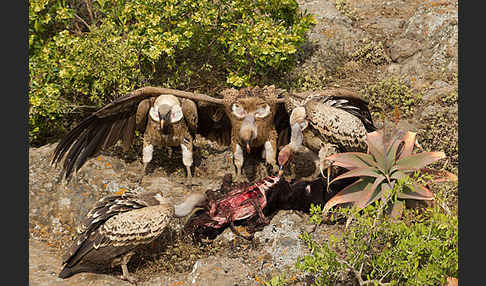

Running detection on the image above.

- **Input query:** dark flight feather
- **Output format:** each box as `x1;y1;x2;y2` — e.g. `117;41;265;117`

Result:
51;89;159;181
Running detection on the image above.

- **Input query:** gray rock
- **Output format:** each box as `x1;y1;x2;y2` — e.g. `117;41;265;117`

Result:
388;38;422;62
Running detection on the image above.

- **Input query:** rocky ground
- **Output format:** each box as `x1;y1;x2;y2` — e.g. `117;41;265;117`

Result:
29;0;458;285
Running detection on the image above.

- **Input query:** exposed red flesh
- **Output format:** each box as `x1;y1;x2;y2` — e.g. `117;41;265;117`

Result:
205;176;280;228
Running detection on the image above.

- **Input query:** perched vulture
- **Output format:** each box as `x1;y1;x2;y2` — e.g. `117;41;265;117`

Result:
58;190;206;282
218;85;287;179
278;88;376;176
51;87;203;181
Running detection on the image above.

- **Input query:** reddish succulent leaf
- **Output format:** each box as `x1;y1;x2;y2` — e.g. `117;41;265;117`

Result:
397;131;417;160
390;170;408;181
323;178;373;214
397;183;434;201
395;151;446;171
326;152;377;169
419;168;458;183
330;167;381;184
356;176;387;209
380;181;395;201
385;137;402;171
366;131;386;169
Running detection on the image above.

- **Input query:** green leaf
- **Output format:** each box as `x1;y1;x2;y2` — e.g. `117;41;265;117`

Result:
366;131;387;172
384;135;402;171
356;175;386;209
418;168;458;183
323;178;372;214
390;170;408;181
397;131;417;160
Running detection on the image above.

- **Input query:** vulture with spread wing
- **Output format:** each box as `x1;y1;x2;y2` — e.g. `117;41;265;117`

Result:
51;87;218;181
278;88;376;177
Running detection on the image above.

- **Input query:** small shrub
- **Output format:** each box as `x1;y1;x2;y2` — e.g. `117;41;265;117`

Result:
335;0;360;22
297;195;458;285
418;90;458;172
351;40;391;66
364;77;422;119
323;130;455;223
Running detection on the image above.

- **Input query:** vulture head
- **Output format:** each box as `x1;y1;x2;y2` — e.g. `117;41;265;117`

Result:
277;107;308;176
149;94;184;134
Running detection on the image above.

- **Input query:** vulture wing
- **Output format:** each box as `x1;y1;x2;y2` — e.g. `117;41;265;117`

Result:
305;88;376;132
61;191;164;268
51;87;167;181
180;98;198;134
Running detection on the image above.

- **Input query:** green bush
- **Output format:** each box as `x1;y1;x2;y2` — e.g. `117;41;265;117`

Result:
29;0;315;145
296;196;458;285
364;77;422;119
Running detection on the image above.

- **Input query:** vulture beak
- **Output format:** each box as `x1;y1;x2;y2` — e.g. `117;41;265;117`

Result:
278;166;284;177
159;110;172;134
277;144;293;176
240;115;257;153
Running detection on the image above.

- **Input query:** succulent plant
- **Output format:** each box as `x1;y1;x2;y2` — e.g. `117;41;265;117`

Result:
323;130;457;217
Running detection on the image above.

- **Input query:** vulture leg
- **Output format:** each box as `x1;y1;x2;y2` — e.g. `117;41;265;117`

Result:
140;140;154;183
264;136;278;174
181;139;193;179
118;251;138;284
233;143;244;180
318;143;338;177
318;143;339;193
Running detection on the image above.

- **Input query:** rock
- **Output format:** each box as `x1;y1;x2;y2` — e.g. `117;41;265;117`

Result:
188;257;252;286
388;38;421;62
254;211;311;270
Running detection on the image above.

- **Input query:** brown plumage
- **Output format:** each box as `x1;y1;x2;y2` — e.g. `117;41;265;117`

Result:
58;190;206;282
220;85;286;178
52;86;289;181
51;87;199;181
278;88;376;176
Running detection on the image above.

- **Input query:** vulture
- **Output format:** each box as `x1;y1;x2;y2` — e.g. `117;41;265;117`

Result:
58;190;207;282
277;88;376;177
51;86;287;182
51;87;203;181
218;85;287;179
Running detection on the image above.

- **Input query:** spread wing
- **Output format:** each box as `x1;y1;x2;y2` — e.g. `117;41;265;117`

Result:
180;98;198;134
304;88;376;132
305;101;369;152
51;87;165;181
136;97;156;132
196;102;232;147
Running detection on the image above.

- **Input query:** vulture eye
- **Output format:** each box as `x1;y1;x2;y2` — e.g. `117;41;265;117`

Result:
170;105;183;123
254;104;270;119
231;103;246;119
149;107;160;122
